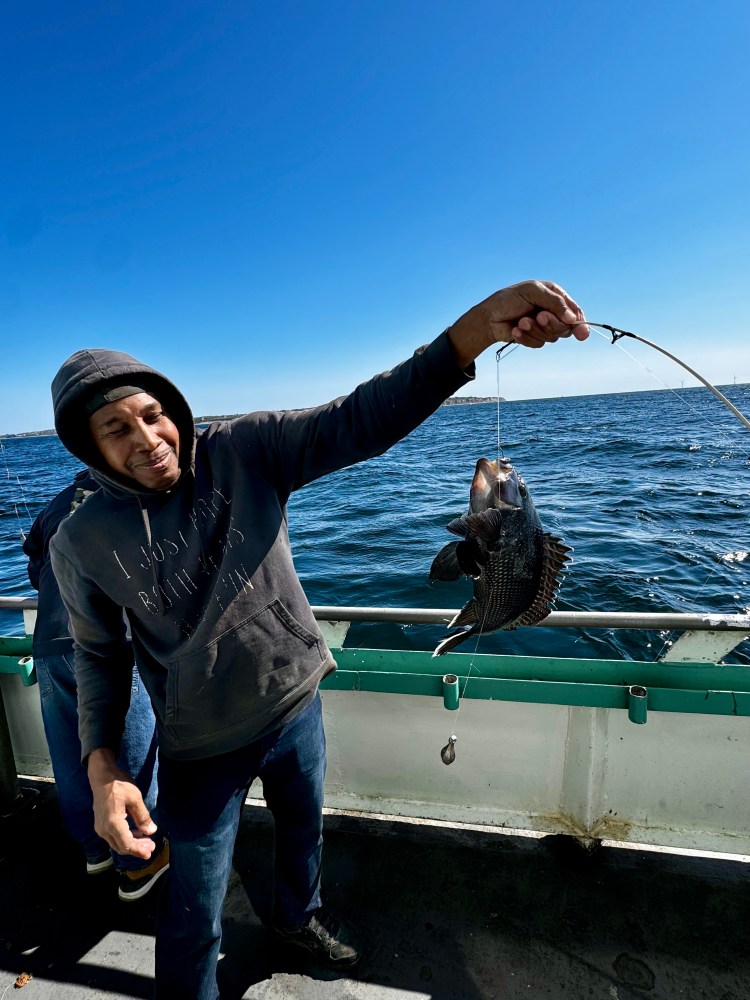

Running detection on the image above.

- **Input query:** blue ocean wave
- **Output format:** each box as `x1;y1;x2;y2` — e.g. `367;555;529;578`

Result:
1;385;748;663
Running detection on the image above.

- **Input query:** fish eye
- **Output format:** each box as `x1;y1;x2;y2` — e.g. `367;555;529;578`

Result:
518;480;528;498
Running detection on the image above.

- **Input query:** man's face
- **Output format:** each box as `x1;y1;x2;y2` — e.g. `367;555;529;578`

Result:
89;392;181;490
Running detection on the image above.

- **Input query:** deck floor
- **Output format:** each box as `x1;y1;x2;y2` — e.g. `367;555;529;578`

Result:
0;779;748;999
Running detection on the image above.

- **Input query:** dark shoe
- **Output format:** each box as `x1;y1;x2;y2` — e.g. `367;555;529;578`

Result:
276;907;362;968
86;852;114;875
118;839;170;902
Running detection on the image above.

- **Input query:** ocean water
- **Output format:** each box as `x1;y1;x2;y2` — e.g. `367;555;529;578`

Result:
1;384;749;664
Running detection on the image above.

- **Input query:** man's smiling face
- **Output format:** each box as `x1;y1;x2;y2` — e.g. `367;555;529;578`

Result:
89;392;181;490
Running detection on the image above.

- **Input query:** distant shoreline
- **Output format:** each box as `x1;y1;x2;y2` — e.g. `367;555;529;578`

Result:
0;398;501;438
442;396;502;406
1;384;746;438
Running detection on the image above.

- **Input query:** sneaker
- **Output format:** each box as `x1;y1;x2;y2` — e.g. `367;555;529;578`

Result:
118;839;170;902
275;907;362;968
86;852;114;875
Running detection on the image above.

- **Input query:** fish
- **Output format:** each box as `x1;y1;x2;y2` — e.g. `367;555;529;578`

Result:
430;458;571;656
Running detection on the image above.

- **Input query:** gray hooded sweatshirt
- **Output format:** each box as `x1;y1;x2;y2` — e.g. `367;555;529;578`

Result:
49;334;473;761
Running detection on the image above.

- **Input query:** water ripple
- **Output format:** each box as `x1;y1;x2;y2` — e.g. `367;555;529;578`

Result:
1;384;748;663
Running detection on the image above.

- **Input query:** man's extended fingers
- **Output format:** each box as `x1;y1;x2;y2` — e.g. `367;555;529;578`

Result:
110;818;156;858
122;790;157;853
127;834;157;858
99;815;154;858
543;281;588;322
515;306;589;347
533;282;590;340
514;312;566;344
519;281;577;323
128;797;157;837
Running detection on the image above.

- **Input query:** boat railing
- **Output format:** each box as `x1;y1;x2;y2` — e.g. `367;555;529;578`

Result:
4;595;750;630
2;597;749;661
309;604;750;630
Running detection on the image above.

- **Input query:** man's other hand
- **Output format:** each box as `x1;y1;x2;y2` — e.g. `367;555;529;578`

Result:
87;747;157;859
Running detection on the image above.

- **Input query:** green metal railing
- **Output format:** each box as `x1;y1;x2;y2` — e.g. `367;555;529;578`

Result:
320;648;750;721
1;601;749;722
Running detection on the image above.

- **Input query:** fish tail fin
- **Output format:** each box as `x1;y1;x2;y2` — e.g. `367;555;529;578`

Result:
432;629;473;657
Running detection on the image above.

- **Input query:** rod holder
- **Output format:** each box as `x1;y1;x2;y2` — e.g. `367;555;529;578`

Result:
442;673;459;711
628;684;648;724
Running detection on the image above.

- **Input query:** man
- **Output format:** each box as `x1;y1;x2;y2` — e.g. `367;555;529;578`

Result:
49;280;588;1000
23;470;169;900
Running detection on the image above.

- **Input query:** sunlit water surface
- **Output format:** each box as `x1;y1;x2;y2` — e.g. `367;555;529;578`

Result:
1;384;748;663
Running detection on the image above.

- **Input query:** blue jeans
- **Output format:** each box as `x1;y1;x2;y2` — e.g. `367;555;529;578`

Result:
154;692;326;1000
35;651;160;872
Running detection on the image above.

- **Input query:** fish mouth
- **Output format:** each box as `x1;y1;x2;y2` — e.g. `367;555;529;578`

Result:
470;458;522;512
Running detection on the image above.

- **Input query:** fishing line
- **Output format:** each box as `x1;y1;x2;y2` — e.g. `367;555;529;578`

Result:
441;345;516;764
440;598;492;765
0;437;32;542
590;326;750;462
647;537;749;661
646;504;747;660
588;323;750;658
495;341;518;463
590;323;750;434
599;325;747;655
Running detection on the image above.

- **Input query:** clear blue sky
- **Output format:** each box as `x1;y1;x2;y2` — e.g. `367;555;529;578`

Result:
2;0;749;433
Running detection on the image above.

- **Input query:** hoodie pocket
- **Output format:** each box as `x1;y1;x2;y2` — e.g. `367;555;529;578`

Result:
166;599;323;742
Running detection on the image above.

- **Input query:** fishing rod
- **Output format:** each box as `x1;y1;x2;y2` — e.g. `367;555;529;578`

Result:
587;323;750;433
497;323;750;432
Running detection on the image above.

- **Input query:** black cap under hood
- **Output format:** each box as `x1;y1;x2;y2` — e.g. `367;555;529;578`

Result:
52;349;196;492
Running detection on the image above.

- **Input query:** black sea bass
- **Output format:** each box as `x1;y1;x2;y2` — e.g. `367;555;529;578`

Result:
430;458;571;656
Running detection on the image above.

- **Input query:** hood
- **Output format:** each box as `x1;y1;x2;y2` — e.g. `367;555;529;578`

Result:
52;349;196;493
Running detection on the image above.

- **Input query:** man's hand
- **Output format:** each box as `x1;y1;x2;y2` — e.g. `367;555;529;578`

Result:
448;280;589;368
87;747;157;860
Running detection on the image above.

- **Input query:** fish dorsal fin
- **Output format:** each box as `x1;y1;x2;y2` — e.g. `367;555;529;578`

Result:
465;508;503;541
512;533;573;628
